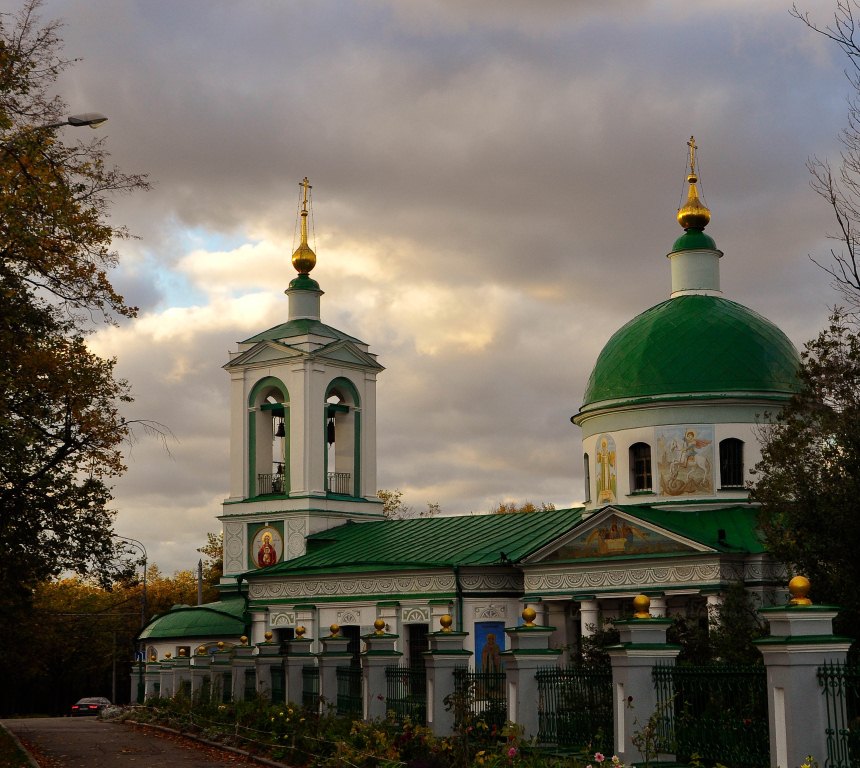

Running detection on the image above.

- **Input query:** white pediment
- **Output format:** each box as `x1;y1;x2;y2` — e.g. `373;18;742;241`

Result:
524;506;714;565
310;340;384;370
224;341;303;369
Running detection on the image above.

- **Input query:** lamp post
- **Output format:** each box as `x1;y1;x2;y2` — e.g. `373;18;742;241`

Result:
1;112;108;151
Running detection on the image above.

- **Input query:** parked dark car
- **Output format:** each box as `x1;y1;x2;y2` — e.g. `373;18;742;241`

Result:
70;697;110;716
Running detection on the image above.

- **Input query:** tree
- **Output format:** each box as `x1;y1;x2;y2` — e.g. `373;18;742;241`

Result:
377;488;440;519
0;1;148;623
490;500;556;514
751;310;860;639
197;531;224;588
791;1;860;310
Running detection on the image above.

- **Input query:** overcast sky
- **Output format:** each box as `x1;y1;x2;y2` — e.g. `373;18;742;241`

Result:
32;0;849;573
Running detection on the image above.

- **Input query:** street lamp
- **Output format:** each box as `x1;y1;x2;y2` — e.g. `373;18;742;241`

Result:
44;112;109;130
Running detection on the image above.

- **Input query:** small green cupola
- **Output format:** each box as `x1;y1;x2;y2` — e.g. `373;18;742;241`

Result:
667;136;722;297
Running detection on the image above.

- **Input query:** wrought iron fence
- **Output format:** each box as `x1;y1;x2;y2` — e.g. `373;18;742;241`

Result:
386;665;427;724
257;472;285;496
243;669;257;701
536;664;612;753
327;472;351;495
818;661;860;768
652;661;768;768
271;667;285;705
452;667;507;731
220;671;232;704
336;665;363;717
302;664;320;710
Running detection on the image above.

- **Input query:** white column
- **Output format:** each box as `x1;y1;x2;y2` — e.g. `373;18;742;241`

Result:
579;599;599;637
649;595;667;618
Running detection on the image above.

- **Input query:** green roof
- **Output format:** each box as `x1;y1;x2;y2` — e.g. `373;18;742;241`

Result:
581;295;800;409
627;504;766;554
242;318;364;345
250;507;585;577
138;597;247;640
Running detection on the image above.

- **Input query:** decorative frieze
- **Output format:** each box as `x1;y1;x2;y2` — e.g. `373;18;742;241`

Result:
224;523;244;573
269;610;296;627
249;573;456;601
458;572;522;592
402;607;430;623
474;604;507;619
337;610;361;625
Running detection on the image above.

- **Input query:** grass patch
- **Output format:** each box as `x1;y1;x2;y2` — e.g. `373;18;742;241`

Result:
0;725;33;768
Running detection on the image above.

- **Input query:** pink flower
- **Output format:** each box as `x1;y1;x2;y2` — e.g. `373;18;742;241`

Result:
595;753;606;763
508;746;517;758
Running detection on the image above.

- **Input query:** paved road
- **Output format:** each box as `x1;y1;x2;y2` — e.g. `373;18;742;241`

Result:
1;717;267;768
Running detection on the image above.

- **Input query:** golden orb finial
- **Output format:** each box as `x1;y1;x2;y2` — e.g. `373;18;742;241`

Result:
264;631;273;642
149;653;157;662
178;648;186;657
374;618;386;635
197;645;207;656
217;641;225;650
633;594;652;619
330;623;341;637
440;614;454;633
522;607;537;627
677;136;711;231
240;635;248;646
788;575;813;606
165;652;172;659
291;177;317;274
295;626;306;638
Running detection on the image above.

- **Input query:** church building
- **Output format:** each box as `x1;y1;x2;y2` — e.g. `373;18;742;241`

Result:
139;141;799;668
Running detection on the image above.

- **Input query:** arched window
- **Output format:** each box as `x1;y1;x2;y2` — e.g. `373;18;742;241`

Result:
629;443;652;492
719;438;744;488
248;377;289;498
325;377;360;497
583;453;591;503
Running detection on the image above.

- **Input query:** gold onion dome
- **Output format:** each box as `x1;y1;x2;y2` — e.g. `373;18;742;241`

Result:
676;136;711;231
291;176;317;274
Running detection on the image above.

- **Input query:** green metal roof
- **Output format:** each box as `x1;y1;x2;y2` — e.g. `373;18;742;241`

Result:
581;295;800;408
242;318;364;345
250;507;585;577
138;597;247;640
626;504;766;554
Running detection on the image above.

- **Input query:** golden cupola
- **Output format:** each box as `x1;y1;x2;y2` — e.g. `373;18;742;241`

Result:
676;136;711;231
291;176;317;275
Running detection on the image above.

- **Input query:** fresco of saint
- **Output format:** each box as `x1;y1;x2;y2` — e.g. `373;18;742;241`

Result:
595;434;617;503
656;425;714;497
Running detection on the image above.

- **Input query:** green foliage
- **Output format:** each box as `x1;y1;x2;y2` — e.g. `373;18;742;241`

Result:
377;488;440;520
0;0;148;640
752;310;860;640
708;582;768;664
490;501;556;514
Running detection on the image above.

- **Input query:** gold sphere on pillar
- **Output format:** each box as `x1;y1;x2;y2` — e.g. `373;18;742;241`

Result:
633;594;652;619
522;607;537;627
440;614;453;632
788;575;813;606
330;624;340;637
374;618;386;635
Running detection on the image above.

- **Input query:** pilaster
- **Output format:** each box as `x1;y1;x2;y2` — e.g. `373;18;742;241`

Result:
361;620;402;721
424;615;471;736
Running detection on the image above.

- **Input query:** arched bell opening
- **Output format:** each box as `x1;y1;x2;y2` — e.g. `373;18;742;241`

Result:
324;377;360;497
248;376;290;498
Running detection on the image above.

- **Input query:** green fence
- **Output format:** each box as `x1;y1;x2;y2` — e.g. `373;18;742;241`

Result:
653;661;768;768
302;664;319;710
536;664;612;753
818;661;860;768
385;665;426;724
452;667;507;731
336;665;363;718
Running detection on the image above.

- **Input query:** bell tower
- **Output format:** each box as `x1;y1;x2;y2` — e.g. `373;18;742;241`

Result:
219;178;384;584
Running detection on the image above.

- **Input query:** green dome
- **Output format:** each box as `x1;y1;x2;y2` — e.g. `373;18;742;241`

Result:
138;598;247;640
581;295;800;409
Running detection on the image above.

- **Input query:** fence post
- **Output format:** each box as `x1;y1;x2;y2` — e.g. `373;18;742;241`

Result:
424;613;471;736
501;606;562;739
172;649;192;698
284;627;314;706
231;636;256;702
256;631;285;703
755;576;853;768
607;595;680;765
144;654;161;700
190;645;211;703
362;618;402;721
159;654;175;698
318;624;354;714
